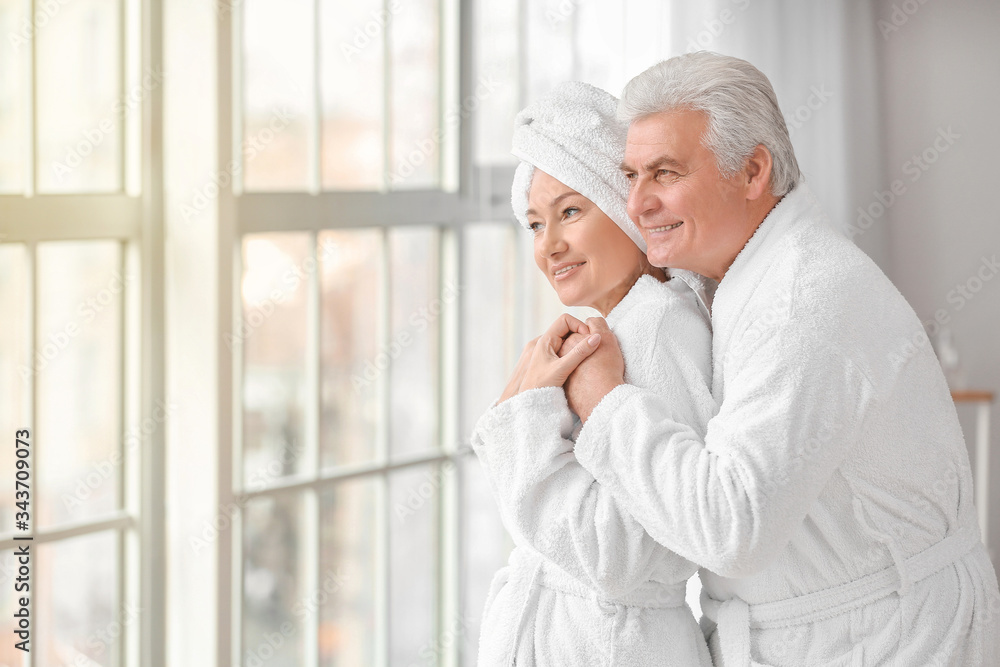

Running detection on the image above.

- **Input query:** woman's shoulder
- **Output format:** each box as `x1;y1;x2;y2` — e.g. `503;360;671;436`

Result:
608;273;709;336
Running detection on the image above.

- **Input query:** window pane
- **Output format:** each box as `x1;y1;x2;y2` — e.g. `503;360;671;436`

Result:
243;0;313;191
243;493;306;667
320;0;384;190
525;0;575;102
36;0;121;192
319;478;377;666
320;230;380;468
389;0;441;189
0;245;29;529
460;224;514;437
36;241;122;527
241;233;310;487
461;456;509;666
389;464;439;665
36;531;120;667
473;0;519;166
389;228;439;459
0;0;25;192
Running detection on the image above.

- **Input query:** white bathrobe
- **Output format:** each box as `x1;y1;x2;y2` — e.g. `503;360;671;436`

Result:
471;271;717;667
565;182;1000;666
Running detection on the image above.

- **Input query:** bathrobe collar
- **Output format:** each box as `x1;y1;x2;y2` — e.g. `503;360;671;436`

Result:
709;181;825;396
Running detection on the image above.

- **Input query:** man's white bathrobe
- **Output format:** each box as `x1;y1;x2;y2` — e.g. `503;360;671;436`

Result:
471;272;717;666
567;183;1000;666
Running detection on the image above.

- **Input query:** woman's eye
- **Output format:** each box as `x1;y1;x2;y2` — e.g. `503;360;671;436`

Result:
528;221;543;233
563;207;580;219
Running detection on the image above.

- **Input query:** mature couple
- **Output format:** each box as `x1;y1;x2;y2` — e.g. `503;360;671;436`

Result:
470;52;1000;666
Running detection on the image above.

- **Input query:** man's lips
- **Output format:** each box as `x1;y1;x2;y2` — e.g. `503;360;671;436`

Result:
645;221;684;234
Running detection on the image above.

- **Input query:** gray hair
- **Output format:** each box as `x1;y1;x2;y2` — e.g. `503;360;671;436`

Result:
618;51;800;197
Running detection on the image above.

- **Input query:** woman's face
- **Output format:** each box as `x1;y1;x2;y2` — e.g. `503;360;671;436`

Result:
527;169;652;316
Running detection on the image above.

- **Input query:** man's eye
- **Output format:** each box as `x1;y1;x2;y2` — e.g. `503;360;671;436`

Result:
623;172;637;181
657;169;674;177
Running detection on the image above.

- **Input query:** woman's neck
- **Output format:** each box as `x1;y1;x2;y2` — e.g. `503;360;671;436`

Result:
591;265;668;317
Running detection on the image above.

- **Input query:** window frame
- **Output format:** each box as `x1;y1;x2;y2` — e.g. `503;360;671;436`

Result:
211;0;533;664
0;0;166;665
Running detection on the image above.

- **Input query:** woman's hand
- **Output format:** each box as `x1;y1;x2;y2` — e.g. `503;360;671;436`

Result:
497;314;602;403
564;317;625;422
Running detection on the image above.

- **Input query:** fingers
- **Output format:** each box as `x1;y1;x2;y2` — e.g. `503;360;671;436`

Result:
499;337;539;403
552;332;601;377
558;332;588;358
585;316;612;335
545;313;590;341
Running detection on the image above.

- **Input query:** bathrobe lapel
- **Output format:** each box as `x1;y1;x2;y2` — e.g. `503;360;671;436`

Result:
709;183;824;403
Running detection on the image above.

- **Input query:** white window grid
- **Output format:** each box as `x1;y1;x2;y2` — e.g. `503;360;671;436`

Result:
212;0;538;665
0;0;166;665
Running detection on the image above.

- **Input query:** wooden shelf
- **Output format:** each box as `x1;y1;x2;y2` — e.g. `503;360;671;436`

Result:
951;390;995;403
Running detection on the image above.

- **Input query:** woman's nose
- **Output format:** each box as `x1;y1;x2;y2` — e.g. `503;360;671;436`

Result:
539;223;567;256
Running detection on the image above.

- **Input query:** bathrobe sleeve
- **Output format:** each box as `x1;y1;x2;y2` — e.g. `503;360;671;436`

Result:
471;386;695;599
573;311;876;578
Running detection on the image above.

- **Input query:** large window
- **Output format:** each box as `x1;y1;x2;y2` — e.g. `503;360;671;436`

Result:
0;0;162;666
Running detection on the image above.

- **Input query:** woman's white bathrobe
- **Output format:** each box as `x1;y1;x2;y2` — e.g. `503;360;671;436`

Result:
471;271;717;667
558;182;1000;666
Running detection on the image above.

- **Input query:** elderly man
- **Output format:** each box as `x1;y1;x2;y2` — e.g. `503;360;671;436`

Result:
509;52;1000;665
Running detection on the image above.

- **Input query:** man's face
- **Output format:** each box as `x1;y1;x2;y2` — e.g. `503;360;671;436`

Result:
622;109;753;281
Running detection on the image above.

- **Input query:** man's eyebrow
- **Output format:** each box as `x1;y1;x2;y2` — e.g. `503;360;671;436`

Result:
620;155;684;173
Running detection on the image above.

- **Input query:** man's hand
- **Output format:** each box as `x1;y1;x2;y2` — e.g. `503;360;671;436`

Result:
498;314;601;404
564;317;625;422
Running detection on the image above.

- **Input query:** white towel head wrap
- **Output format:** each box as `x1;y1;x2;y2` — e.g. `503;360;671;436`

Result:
510;81;646;252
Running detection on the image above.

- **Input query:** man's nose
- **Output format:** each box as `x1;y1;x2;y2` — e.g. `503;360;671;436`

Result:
627;177;656;221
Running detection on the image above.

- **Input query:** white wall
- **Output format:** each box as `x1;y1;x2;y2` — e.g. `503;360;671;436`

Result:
877;0;1000;565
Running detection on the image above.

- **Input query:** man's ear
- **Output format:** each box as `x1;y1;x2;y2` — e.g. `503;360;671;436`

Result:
743;144;773;201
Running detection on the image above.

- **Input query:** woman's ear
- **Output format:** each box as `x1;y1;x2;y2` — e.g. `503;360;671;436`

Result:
743;144;774;201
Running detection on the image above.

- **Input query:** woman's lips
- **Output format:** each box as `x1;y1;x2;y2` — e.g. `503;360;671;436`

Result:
552;262;585;281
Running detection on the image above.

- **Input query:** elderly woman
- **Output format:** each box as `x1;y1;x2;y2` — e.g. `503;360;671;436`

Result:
470;81;716;666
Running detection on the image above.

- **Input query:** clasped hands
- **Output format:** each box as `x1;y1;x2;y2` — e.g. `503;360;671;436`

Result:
498;314;625;423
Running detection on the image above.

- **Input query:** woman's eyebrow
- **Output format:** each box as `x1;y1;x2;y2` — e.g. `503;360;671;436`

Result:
526;191;581;216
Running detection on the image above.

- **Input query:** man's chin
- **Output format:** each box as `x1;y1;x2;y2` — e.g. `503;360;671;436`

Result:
645;245;675;269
